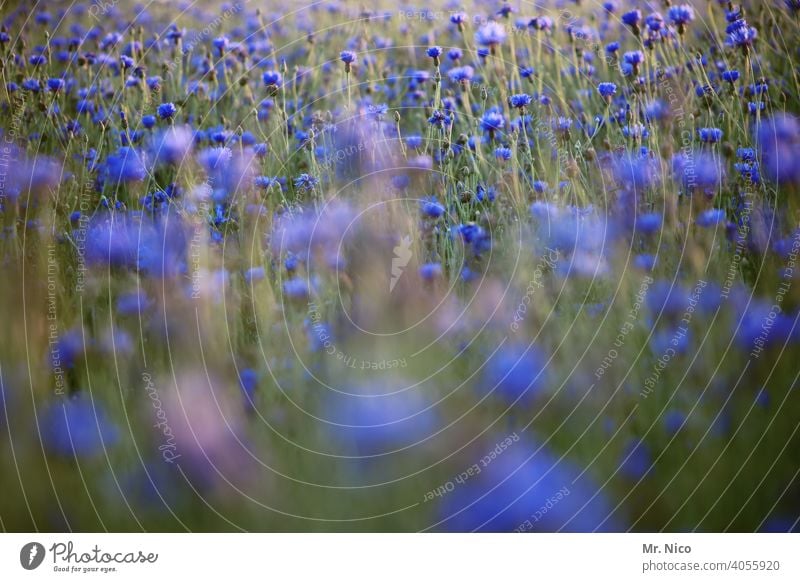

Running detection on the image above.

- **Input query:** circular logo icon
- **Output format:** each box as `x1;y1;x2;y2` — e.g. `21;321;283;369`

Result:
20;542;46;570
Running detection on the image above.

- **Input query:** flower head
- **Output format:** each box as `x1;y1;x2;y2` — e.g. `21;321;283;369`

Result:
156;102;177;120
475;21;507;48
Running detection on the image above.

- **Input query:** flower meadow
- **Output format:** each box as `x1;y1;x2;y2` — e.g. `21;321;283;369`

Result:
0;0;799;533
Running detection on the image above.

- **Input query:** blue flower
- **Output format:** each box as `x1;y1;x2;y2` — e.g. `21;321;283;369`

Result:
116;290;151;316
35;11;52;25
238;369;259;411
672;151;725;193
726;19;757;50
339;50;357;64
494;146;512;161
528;16;553;31
324;379;439;456
509;93;532;109
244;267;266;284
262;70;282;87
156;102;177;120
22;78;40;92
597;82;617;99
47;78;65;92
480;110;505;133
448;66;474;84
40;395;119;459
633;254;657;271
663;410;686;436
438;437;624;531
426;46;442;59
419;263;442;280
421;197;445;218
619;439;652;480
722;69;740;83
622;9;642;28
698;127;723;143
283;278;310;300
476;184;496;202
104;147;147;184
623;50;645;66
533;180;548;194
481;343;549;405
636;212;662;234
696;208;726;228
294;173;318;191
150;126;193;166
406;134;423;149
756;114;800;186
474;21;507;47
